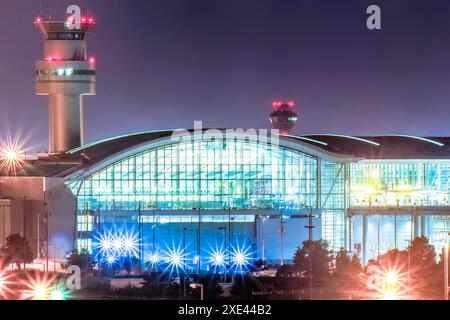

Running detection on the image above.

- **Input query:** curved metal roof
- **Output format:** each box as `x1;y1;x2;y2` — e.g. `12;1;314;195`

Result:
5;130;450;178
296;134;450;160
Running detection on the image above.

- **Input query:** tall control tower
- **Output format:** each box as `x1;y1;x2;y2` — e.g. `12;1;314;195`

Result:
35;17;96;154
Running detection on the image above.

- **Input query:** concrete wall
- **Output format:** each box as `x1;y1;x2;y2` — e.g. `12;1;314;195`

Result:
0;177;76;260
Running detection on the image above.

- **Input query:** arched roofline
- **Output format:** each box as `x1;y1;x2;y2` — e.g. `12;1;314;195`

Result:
65;131;357;181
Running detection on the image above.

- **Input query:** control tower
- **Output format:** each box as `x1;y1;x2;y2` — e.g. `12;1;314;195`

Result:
269;101;298;135
34;17;96;154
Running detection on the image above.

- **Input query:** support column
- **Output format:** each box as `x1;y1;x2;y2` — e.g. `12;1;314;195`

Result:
421;215;426;237
413;214;419;239
348;215;353;252
363;214;368;265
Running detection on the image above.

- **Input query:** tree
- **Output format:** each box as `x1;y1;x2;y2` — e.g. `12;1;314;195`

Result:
0;234;34;270
334;248;351;276
293;239;333;287
436;246;450;297
407;237;440;294
275;264;304;290
63;249;96;273
334;248;362;288
375;237;441;296
230;275;259;299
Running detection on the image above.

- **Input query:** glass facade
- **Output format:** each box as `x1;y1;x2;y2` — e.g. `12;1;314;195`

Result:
68;138;327;266
67;137;450;265
349;161;450;258
320;160;347;250
73;139;318;212
349;161;450;207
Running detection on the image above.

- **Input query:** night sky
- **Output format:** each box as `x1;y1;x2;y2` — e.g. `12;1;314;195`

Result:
1;0;450;153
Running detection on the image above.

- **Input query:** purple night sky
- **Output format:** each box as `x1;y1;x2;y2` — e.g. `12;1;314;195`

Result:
0;0;450;153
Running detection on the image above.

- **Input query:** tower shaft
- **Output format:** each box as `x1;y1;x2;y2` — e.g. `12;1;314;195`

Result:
49;94;82;152
35;19;96;154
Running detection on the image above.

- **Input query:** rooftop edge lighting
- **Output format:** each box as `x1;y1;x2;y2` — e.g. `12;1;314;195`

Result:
307;134;380;146
374;134;444;147
67;129;180;154
281;134;328;146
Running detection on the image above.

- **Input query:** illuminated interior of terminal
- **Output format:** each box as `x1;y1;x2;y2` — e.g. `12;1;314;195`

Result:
62;132;450;269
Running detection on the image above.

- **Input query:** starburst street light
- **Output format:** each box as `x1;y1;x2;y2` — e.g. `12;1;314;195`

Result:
50;283;71;300
163;244;189;274
0;138;25;174
0;271;13;299
230;243;254;272
20;272;57;300
366;263;409;300
147;251;161;270
94;227;141;263
207;244;227;270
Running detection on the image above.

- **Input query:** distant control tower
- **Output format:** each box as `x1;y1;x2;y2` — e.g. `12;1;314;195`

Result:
269;101;298;135
34;16;96;154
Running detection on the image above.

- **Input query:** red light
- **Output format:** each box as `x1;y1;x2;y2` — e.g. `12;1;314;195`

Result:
89;57;95;64
287;101;295;108
45;56;60;61
88;17;95;24
272;101;283;109
35;17;41;24
81;17;87;23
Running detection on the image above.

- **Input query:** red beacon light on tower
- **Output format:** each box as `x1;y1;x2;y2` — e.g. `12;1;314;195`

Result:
269;100;299;135
45;56;61;62
81;16;96;25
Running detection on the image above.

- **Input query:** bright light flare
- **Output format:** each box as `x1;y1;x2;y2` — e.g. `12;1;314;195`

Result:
0;271;13;299
163;244;189;274
383;289;398;300
20;272;58;300
230;243;254;272
147;251;161;269
365;262;410;300
0;138;25;174
50;284;70;300
385;271;398;286
33;285;48;300
94;227;141;264
207;244;228;270
106;255;117;265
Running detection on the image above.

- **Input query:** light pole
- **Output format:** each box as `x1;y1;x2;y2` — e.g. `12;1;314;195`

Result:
438;231;449;300
218;227;227;283
306;209;314;300
152;209;156;253
280;211;315;300
190;283;203;300
183;227;188;297
405;239;411;297
197;207;201;273
445;238;449;300
138;201;142;274
280;214;284;266
261;216;266;266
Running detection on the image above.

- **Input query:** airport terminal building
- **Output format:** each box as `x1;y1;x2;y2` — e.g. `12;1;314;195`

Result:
1;130;450;270
0;17;450;272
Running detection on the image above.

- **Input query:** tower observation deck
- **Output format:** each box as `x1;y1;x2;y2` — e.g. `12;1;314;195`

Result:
269;101;299;135
35;17;96;154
